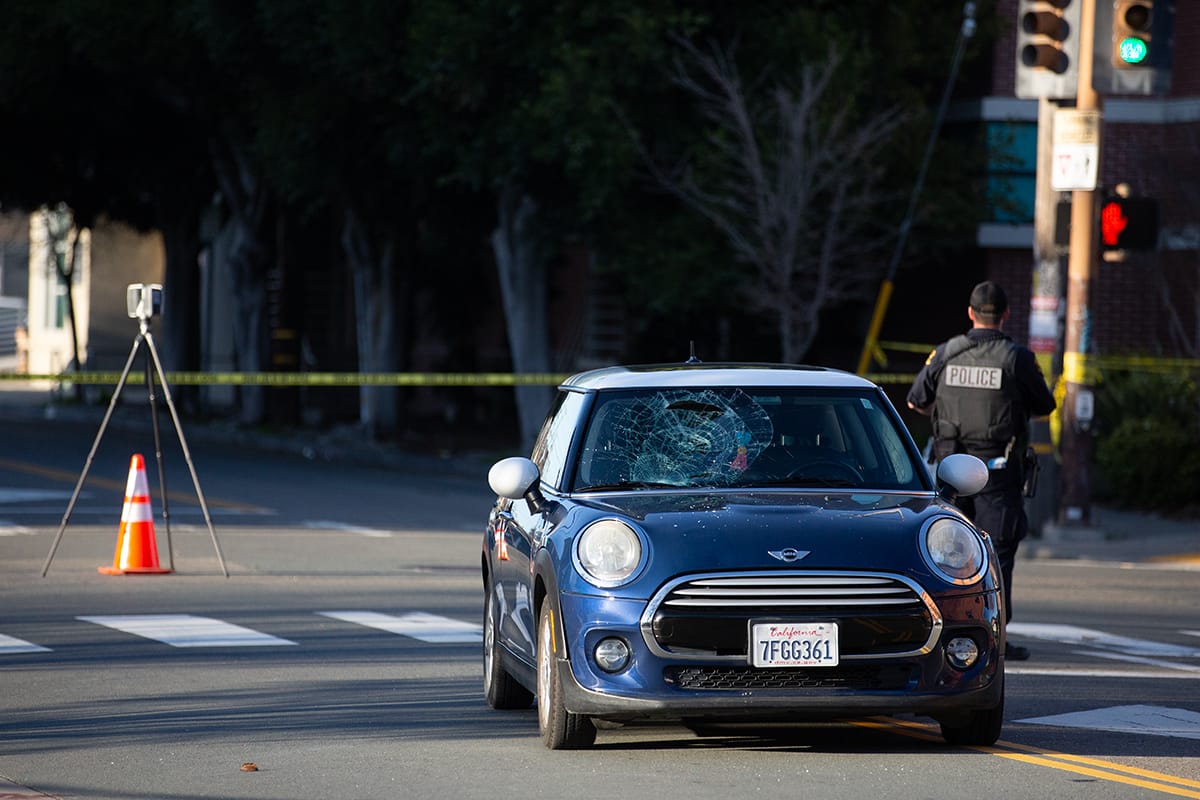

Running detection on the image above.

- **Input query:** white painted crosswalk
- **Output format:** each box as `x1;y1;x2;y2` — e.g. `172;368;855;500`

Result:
318;610;483;643
0;633;51;654
78;614;298;647
1017;705;1200;741
1;610;483;653
1007;622;1200;659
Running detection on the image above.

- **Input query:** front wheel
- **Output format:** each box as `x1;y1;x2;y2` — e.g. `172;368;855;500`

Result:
940;678;1004;746
484;586;533;710
537;603;596;749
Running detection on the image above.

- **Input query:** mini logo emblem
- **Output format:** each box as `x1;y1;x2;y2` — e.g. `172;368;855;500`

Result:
768;548;810;562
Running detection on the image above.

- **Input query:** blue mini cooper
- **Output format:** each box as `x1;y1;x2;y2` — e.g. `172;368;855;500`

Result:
481;363;1003;749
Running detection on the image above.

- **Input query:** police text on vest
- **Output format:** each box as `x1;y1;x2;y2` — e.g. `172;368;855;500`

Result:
945;365;1002;389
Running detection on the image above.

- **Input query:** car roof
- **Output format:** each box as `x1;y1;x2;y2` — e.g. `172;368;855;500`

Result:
559;363;881;392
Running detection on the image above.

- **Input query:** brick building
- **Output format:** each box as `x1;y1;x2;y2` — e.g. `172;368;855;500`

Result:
983;0;1199;364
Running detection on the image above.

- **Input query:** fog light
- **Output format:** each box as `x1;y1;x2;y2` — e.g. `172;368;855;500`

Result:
946;636;980;670
594;637;631;673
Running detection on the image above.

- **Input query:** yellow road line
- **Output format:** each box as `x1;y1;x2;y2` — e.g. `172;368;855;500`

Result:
0;458;268;513
993;752;1200;798
855;717;1200;797
1147;554;1200;565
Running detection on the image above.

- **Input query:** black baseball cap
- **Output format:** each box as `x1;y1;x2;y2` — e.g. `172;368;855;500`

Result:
969;281;1008;316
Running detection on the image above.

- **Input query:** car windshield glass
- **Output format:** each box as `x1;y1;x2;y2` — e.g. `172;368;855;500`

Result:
571;387;923;492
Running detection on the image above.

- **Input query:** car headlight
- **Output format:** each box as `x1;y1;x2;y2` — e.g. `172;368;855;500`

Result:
921;517;986;585
574;519;644;587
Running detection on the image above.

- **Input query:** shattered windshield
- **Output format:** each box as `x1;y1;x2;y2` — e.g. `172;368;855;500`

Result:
571;387;923;492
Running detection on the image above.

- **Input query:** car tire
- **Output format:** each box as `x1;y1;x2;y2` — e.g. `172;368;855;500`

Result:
537;603;596;749
484;586;534;710
939;677;1004;746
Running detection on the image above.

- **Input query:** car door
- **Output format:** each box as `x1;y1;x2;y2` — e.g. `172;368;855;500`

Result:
493;389;589;664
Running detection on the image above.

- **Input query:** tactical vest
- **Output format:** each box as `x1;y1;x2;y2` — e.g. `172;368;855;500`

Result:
932;334;1024;460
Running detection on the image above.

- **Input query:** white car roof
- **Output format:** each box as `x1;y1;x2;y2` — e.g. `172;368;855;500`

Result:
560;363;880;392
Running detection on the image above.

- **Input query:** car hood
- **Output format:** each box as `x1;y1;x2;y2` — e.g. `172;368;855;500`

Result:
569;490;964;584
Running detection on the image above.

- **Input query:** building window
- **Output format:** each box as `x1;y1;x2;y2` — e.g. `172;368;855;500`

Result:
984;121;1037;224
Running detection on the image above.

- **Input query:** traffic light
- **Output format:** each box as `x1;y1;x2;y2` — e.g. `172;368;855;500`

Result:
1093;0;1174;95
1113;1;1153;66
1099;196;1159;251
1014;0;1082;99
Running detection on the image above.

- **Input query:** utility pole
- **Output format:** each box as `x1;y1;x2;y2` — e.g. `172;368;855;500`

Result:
1025;96;1063;536
1058;0;1101;526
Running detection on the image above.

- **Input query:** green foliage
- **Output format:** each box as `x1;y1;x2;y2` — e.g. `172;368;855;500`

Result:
1094;371;1200;511
0;0;1000;381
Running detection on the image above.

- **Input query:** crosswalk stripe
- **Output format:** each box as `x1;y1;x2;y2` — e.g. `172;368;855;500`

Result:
1007;622;1200;658
1017;704;1200;741
78;614;297;647
0;488;78;503
302;521;393;538
317;610;482;643
0;633;51;654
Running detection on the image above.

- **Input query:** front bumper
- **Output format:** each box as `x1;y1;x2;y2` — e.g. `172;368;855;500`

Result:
555;587;1003;723
557;655;1003;721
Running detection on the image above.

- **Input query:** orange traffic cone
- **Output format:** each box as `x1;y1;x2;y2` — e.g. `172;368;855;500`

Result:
99;454;172;575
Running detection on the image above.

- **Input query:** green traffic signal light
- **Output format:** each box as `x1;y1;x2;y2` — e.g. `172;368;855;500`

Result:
1118;36;1149;63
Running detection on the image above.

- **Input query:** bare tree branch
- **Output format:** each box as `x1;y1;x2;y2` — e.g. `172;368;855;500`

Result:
630;37;908;361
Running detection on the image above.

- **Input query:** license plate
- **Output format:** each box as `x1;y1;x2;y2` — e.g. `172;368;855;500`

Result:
750;621;839;667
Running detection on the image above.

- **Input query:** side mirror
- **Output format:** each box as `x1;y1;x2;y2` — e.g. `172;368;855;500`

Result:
488;457;547;511
936;453;989;499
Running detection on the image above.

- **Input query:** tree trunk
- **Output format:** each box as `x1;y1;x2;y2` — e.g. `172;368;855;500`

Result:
491;183;554;449
341;205;401;440
209;135;270;425
225;217;268;424
158;203;203;412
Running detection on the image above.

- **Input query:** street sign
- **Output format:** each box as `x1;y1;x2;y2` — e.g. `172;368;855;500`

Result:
1052;109;1101;191
1052;144;1098;190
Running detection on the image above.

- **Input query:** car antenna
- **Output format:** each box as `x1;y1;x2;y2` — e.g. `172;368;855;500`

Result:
685;341;702;365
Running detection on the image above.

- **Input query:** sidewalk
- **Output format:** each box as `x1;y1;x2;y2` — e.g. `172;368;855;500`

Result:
1026;506;1200;566
0;379;496;480
3;381;1197;566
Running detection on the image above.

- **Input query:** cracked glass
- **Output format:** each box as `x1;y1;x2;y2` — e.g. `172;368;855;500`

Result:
571;387;922;492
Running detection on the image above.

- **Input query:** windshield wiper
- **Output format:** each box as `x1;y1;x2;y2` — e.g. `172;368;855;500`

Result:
743;477;861;489
578;480;682;492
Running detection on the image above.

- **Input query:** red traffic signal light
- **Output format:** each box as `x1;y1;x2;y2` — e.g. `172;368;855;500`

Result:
1100;196;1158;250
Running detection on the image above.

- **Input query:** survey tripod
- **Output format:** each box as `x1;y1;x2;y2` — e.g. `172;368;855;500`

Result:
41;285;228;577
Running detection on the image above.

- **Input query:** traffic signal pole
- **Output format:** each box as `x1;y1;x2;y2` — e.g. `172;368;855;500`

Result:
1059;0;1101;526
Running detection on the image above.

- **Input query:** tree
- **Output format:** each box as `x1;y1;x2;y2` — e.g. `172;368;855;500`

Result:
634;38;907;363
43;204;83;384
0;1;216;382
406;1;704;445
1;0;993;442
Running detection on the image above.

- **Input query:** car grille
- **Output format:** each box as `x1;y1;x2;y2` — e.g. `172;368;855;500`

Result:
643;571;938;660
664;663;916;691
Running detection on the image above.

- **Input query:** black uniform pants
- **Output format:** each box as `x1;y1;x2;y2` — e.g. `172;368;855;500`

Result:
954;464;1027;624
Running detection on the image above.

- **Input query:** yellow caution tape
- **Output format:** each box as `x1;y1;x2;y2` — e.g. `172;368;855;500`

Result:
863;373;920;386
1092;354;1200;372
1061;351;1092;384
0;372;571;387
4;370;931;387
877;340;938;355
4;350;1195;389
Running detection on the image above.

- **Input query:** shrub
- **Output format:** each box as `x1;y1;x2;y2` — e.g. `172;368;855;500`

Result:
1093;371;1200;512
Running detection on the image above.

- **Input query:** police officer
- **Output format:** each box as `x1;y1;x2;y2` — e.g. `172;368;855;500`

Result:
906;281;1056;661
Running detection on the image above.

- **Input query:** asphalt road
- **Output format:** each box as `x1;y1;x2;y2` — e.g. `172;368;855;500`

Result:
2;412;1199;799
